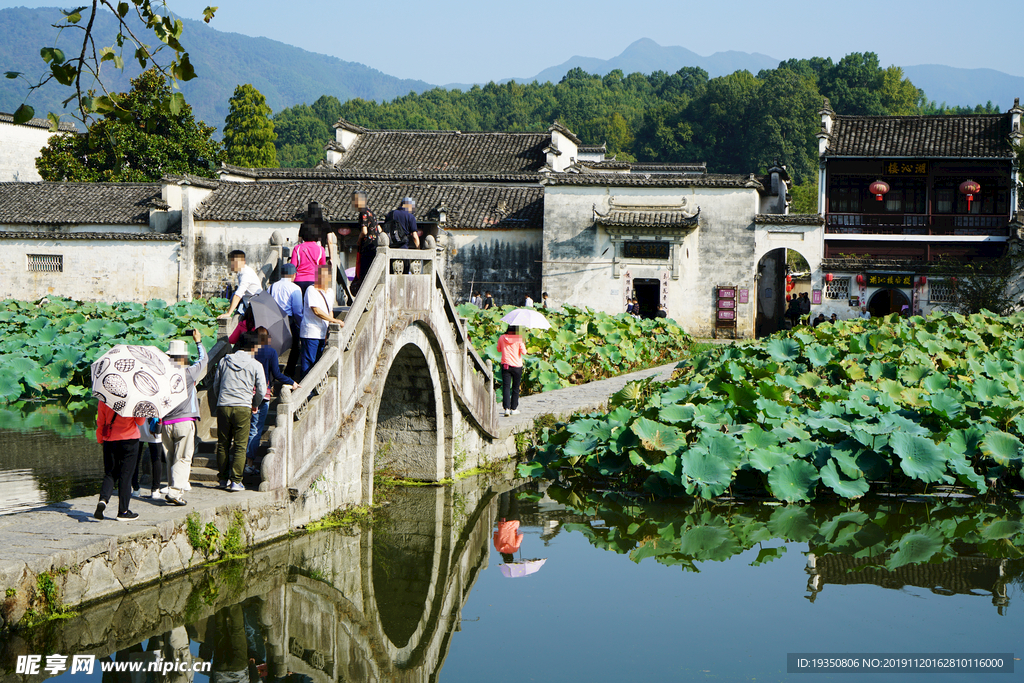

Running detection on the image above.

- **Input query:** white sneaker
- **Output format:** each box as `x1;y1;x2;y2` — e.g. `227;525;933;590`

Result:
504;409;511;417
157;487;169;495
181;483;192;491
147;490;164;500
511;409;520;415
229;481;246;492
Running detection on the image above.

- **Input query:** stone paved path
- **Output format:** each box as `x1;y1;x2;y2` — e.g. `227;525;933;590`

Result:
497;361;680;437
0;483;265;578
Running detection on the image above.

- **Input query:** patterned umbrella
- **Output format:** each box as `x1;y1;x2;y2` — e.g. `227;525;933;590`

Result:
91;345;187;418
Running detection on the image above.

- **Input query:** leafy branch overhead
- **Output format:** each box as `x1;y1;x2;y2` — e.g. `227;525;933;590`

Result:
4;1;217;128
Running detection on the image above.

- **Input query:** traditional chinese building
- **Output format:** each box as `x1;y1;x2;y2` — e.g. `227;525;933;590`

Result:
813;98;1024;318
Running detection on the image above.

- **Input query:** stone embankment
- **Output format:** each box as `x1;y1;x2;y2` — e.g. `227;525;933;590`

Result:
0;361;680;628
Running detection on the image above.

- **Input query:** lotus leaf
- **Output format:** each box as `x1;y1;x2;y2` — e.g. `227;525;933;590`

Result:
750;546;787;566
819;459;869;499
765;338;801;362
631;418;683;455
747;446;793;473
929;391;963;420
767;506;818;542
885;528;944;571
680;448;732;498
979;520;1023;540
891;433;948;483
766;460;820;502
980;431;1022;468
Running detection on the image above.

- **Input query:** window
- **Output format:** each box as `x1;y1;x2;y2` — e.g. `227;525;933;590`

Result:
825;277;850;300
929;280;954;304
27;254;63;272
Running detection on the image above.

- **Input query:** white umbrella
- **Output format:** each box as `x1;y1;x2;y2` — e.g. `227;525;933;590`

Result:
500;308;551;329
499;558;547;578
91;345;188;418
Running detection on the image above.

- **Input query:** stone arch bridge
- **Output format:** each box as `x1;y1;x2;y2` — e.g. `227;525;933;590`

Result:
246;248;505;508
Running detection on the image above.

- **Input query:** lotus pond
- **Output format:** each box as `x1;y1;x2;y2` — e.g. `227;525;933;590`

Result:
3;479;1020;683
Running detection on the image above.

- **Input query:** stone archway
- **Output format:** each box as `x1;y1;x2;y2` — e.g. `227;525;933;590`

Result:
755;247;813;338
868;288;910;318
362;324;451;486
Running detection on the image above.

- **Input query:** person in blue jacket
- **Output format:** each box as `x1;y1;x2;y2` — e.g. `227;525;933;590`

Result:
245;327;300;476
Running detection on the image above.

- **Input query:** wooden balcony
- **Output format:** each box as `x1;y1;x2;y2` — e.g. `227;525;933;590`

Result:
825;213;1010;237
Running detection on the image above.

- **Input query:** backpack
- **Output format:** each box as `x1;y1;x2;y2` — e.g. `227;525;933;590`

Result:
384;213;408;248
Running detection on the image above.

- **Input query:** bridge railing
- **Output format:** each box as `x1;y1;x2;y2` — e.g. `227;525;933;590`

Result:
260;245;498;493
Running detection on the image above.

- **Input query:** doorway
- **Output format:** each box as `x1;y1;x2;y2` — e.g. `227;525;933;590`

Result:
868;288;910;318
632;279;660;319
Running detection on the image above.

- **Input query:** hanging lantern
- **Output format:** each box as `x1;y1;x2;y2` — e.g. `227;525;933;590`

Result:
959;180;980;211
786;294;792;302
786;283;794;292
825;273;834;283
856;274;866;286
917;276;927;287
869;180;890;201
786;273;793;284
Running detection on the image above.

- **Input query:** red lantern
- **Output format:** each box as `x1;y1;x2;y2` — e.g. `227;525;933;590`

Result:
869;180;890;201
825;273;834;283
959;180;980;211
917;276;927;286
950;277;958;283
786;283;794;292
786;273;793;284
856;274;866;285
786;294;792;301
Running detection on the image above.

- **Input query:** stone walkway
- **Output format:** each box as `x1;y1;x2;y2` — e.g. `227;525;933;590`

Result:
497;361;680;437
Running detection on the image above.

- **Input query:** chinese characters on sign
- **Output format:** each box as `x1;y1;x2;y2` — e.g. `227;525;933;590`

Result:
738;288;749;304
811;289;822;305
884;162;927;175
867;274;913;288
623;241;670;259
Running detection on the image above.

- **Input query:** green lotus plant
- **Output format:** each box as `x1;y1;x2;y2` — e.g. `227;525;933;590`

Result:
521;311;1024;501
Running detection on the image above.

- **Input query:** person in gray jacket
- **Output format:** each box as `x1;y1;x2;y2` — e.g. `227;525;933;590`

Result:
161;329;209;505
214;332;267;492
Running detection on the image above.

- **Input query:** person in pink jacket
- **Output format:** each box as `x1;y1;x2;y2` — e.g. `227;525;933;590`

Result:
497;325;527;417
291;225;326;296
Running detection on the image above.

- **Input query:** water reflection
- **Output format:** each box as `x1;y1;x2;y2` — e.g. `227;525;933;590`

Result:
1;479;1022;683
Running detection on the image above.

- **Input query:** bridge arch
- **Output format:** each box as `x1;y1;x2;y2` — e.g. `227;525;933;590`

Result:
362;322;455;485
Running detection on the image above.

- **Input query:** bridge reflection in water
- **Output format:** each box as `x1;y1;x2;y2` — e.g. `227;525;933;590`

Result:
2;482;1023;683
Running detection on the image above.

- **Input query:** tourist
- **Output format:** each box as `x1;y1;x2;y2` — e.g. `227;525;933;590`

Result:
385;196;420;249
270;263;303;377
471;290;482;307
541;292;550;309
830;313;838;324
162;331;208;506
812;312;827;327
291;223;326;296
493;490;523;563
525;294;534;308
352;190;379;291
785;296;800;326
656;304;668;319
860;306;871;320
95;400;144;521
299;264;345;378
482;291;495;310
497;324;526;418
224;250;262;318
798;292;811;323
214;332;267;492
246;327;300;476
138;417;166;499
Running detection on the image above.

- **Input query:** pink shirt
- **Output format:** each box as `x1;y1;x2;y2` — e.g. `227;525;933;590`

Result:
497;334;526;367
292;241;326;283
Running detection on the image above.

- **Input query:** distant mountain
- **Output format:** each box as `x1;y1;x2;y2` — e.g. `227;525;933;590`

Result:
0;6;434;132
903;65;1024;110
444;38;781;89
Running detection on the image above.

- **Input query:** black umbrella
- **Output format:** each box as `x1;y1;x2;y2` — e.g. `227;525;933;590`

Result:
247;290;292;355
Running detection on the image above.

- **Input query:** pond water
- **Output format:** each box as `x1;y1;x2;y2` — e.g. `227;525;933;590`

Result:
1;474;1020;683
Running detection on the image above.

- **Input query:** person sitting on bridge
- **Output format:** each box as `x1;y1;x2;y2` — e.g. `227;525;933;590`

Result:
298;264;345;379
214;332;267;493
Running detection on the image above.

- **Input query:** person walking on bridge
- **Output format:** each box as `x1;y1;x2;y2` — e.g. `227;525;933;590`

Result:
298;264;345;379
214;332;267;492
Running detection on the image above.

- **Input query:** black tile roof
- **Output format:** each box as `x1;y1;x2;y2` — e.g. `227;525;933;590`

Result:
0;183;167;225
825;114;1014;158
218;163;541;183
0;230;179;241
596;207;699;229
0;112;78;132
755;213;823;225
542;174;763;189
162;173;221;190
332;130;551;175
193;181;543;231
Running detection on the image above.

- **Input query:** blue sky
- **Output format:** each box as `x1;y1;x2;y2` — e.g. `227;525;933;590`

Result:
2;0;1021;83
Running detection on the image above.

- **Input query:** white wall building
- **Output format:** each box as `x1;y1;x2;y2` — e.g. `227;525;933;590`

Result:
0;113;76;182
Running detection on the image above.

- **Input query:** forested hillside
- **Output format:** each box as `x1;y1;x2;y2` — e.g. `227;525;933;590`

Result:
273;52;1000;197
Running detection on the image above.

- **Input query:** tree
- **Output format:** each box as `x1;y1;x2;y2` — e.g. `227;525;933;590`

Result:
223;83;277;167
5;1;217;128
36;68;223;181
933;253;1024;315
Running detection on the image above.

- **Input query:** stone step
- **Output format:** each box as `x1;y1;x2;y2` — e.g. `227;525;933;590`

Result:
190;466;220;483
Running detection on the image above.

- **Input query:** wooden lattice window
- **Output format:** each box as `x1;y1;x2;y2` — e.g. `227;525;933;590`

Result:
929;280;954;304
825;277;850;300
27;254;63;273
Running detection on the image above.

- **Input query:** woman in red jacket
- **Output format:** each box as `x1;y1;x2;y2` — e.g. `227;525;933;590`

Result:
95;401;144;521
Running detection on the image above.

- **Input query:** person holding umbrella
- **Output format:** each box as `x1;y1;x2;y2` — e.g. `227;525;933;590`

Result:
95;400;145;521
497;324;527;417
